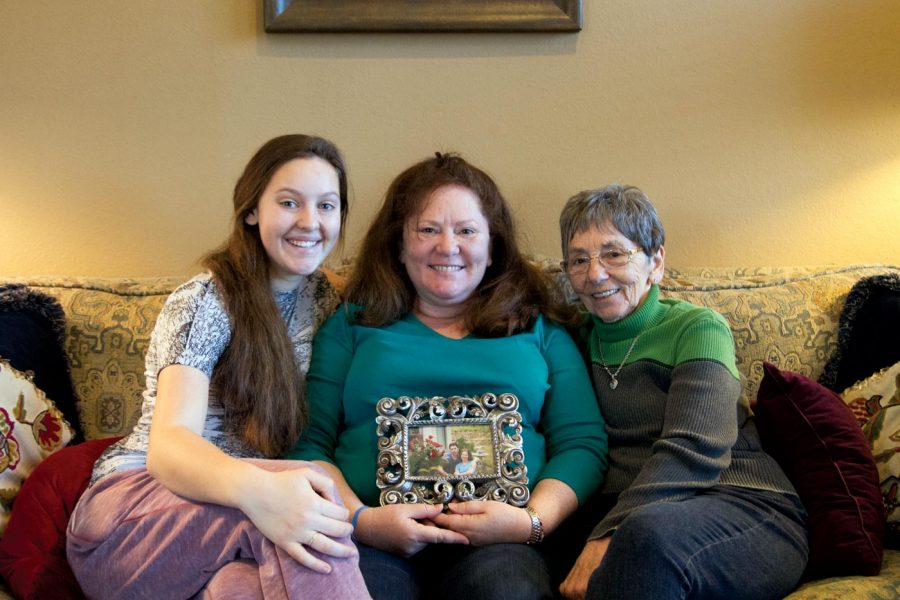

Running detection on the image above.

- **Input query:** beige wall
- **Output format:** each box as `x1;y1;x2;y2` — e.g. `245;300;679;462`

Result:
2;1;898;278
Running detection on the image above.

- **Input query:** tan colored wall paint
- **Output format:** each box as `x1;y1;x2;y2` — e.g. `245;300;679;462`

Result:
2;1;898;278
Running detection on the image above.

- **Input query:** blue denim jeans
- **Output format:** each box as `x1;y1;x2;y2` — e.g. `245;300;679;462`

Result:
358;541;553;600
586;486;808;600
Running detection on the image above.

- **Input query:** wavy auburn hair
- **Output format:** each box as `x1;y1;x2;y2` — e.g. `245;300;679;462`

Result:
203;134;348;457
345;152;569;336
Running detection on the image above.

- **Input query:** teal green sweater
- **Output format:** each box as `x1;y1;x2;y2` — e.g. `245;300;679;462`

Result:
288;307;608;507
581;285;797;538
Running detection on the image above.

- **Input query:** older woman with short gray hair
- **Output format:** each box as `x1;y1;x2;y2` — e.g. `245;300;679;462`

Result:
557;184;808;600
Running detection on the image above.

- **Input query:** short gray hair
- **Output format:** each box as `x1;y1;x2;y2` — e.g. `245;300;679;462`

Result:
559;184;665;259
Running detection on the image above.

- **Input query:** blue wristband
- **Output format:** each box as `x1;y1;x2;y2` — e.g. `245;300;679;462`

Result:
351;505;370;541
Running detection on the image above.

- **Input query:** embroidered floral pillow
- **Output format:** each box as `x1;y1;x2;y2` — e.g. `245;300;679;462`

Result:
842;360;900;549
0;357;75;535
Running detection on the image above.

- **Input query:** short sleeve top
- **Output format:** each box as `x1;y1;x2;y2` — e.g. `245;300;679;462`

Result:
91;270;340;483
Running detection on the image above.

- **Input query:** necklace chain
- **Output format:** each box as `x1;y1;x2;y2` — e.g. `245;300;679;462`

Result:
597;334;642;390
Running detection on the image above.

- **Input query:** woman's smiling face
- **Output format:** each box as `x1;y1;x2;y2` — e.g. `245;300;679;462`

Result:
566;221;665;323
400;184;492;314
245;156;341;291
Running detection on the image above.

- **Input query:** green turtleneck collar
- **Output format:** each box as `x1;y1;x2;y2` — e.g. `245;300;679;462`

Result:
589;284;666;343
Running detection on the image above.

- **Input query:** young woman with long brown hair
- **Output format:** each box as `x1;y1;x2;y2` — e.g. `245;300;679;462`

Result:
66;135;370;599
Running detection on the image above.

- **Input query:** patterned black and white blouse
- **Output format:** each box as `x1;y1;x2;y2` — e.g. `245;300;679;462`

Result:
91;270;340;484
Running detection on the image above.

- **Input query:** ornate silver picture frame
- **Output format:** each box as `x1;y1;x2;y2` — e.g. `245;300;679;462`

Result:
375;393;529;506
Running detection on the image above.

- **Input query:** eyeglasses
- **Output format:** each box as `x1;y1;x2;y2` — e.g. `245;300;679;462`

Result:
562;247;643;275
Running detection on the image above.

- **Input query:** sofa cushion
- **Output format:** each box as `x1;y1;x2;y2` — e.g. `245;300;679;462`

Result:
753;362;885;578
842;360;900;549
660;266;899;412
12;266;898;442
7;277;183;441
0;359;75;535
785;549;900;599
0;436;119;600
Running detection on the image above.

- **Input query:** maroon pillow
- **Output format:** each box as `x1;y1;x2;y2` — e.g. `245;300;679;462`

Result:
0;437;120;600
753;362;885;578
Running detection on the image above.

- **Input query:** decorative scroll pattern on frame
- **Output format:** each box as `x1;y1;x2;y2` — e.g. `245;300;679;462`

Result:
375;392;529;507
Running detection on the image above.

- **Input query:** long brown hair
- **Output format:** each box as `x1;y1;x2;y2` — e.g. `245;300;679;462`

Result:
203;134;348;457
346;152;569;336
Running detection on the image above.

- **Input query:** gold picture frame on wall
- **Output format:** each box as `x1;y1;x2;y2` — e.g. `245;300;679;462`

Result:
264;0;582;33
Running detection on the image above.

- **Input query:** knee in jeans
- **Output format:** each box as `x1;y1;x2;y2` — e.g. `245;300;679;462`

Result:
613;506;672;554
446;571;546;600
449;546;550;599
506;571;553;600
478;578;546;600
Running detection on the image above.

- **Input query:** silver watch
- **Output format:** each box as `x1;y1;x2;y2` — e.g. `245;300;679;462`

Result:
523;506;544;545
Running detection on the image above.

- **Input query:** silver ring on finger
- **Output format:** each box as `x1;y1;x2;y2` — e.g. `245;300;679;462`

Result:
307;532;320;547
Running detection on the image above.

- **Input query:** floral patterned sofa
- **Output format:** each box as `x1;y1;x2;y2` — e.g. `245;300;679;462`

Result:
1;263;898;599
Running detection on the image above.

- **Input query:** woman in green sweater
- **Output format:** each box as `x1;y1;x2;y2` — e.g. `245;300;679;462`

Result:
557;184;809;600
288;153;608;599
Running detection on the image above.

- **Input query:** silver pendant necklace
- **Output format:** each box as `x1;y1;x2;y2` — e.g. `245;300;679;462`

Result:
597;334;642;390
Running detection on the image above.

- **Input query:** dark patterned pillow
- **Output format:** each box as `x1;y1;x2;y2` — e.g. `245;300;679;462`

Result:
819;273;900;393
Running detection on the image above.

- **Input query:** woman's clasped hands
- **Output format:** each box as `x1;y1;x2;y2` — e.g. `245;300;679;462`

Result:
351;500;532;557
432;500;534;546
352;503;470;557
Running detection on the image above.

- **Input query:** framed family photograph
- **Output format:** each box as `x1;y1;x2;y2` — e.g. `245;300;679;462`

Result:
375;393;530;506
264;0;583;33
407;422;498;480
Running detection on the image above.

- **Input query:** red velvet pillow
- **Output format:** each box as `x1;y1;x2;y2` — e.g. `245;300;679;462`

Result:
753;362;885;578
0;437;120;600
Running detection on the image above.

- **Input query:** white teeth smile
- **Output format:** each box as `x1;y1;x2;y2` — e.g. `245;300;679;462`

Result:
432;265;463;272
288;240;318;248
592;289;618;299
